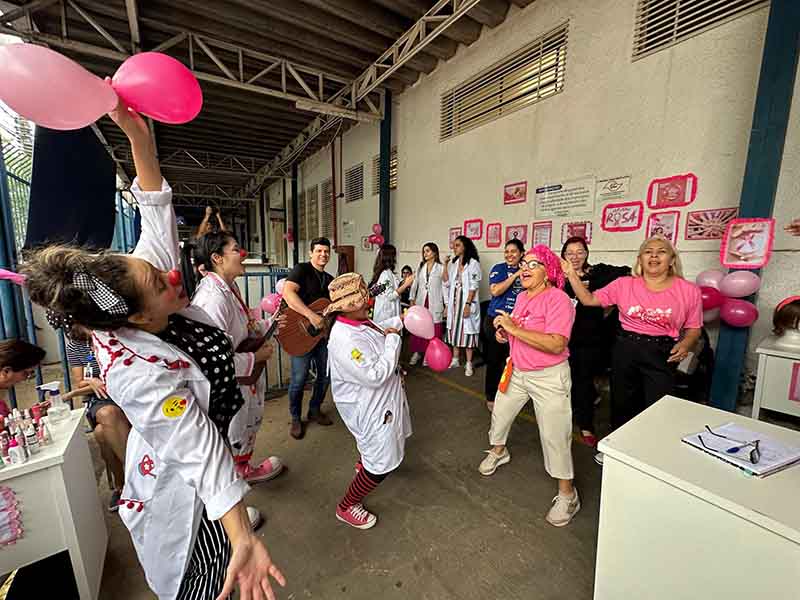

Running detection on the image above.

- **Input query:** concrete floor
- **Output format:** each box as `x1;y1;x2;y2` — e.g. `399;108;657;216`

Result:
95;363;603;600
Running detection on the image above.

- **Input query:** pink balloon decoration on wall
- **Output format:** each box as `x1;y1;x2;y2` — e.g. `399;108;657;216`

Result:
695;269;726;290
700;286;725;310
720;299;758;328
719;271;761;298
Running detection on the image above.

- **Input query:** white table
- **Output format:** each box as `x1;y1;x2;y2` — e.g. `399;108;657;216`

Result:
595;396;800;600
0;409;107;599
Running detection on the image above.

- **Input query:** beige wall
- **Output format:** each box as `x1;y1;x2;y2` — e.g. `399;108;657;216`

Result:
275;0;798;372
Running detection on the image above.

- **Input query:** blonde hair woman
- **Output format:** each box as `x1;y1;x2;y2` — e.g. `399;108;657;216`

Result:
562;237;702;465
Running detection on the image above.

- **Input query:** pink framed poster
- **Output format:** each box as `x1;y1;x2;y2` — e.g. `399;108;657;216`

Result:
503;181;527;205
448;227;462;249
685;207;738;240
505;224;528;245
790;363;800;403
531;221;552;247
601;201;643;232
463;218;484;240
486;222;502;248
561;221;593;244
646;211;680;245
647;173;698;209
720;217;775;269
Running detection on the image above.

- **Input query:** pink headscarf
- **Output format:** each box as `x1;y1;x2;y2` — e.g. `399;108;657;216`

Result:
526;245;565;289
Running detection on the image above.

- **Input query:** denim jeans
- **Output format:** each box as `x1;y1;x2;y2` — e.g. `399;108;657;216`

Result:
288;340;330;422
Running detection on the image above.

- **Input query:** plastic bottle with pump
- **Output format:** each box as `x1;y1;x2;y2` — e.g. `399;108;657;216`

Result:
8;438;26;464
38;382;69;426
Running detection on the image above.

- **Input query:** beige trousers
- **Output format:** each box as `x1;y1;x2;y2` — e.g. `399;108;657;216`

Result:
489;360;574;480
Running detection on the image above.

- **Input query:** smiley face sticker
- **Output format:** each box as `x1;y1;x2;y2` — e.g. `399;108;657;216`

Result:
162;396;188;418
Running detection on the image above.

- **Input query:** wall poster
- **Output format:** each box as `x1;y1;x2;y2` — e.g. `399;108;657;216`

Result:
646;211;680;245
463;218;484;240
486;222;502;248
505;224;528;245
503;181;527;205
561;221;593;244
684;207;738;240
360;236;372;251
720;217;775;269
596;176;631;204
601;200;643;232
646;173;697;209
535;175;596;218
448;227;462;249
531;221;552;247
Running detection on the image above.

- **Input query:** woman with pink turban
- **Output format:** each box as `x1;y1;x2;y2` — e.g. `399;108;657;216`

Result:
478;245;580;528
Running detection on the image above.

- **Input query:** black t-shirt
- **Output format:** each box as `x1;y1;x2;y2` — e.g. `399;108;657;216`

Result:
287;262;333;306
564;263;630;346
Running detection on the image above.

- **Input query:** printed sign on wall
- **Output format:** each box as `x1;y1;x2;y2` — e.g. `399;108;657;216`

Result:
448;227;462;249
647;173;697;209
596;176;631;204
505;224;528;245
720;217;775;269
503;181;527;205
685;207;738;240
646;211;680;245
486;222;502;248
535;176;596;218
531;221;552;248
601;201;643;232
561;221;593;244
463;219;484;240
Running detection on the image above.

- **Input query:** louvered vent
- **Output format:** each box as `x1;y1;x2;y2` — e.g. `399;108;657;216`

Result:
345;163;364;203
633;0;768;60
297;189;307;241
306;185;319;239
440;22;568;142
371;147;398;195
320;178;335;239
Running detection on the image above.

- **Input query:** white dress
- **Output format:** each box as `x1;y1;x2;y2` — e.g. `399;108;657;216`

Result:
410;262;446;323
192;271;269;462
444;258;482;347
327;315;412;474
372;269;401;323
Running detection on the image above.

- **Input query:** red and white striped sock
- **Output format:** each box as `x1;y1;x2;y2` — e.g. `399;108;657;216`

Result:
338;469;383;511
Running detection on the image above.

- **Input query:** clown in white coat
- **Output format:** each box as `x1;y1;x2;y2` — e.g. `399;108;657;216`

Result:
325;273;412;530
191;236;284;484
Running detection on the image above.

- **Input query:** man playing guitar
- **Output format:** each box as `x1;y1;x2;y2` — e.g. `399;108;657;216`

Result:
282;237;335;439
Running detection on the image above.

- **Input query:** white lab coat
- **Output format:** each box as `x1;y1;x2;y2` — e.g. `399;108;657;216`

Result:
372;269;401;323
95;178;249;600
192;272;268;460
327;315;412;474
409;262;446;323
445;258;482;335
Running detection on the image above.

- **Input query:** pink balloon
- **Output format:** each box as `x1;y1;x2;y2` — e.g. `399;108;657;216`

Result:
368;234;378;244
275;279;286;295
703;308;720;323
0;44;117;130
112;52;202;124
700;286;725;310
720;298;759;328
373;234;385;246
372;224;383;235
425;338;452;372
695;269;726;289
260;293;281;315
404;305;435;339
719;271;761;298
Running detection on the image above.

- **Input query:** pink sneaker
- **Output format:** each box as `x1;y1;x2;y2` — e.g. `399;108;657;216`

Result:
336;503;377;530
236;456;284;484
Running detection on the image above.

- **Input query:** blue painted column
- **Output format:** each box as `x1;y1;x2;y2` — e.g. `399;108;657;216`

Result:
379;89;392;244
0;146;19;340
710;0;800;411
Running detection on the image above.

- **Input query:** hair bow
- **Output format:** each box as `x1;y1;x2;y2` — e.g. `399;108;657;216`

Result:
73;271;129;316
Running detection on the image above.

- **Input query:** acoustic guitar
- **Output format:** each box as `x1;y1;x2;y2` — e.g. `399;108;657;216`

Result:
235;305;283;385
275;280;394;357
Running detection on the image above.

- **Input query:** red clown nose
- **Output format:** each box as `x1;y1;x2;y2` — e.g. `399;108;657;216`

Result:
239;249;248;259
168;269;182;287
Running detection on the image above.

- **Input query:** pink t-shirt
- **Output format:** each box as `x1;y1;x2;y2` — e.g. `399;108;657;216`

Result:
594;276;702;339
509;287;575;371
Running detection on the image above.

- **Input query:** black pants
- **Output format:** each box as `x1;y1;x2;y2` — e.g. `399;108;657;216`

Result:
611;334;677;430
176;511;232;600
483;316;510;402
567;344;606;433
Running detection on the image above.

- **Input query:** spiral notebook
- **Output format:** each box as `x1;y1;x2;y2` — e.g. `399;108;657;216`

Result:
682;423;800;478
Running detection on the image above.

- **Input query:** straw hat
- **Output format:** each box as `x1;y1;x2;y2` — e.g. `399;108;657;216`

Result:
323;272;369;316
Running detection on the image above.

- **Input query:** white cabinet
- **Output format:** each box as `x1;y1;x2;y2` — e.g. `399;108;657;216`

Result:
752;335;800;420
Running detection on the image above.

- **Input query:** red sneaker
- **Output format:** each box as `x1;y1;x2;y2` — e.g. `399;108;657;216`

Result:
335;503;377;530
236;457;284;484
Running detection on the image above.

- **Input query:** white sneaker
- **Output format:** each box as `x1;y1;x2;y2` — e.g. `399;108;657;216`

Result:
594;452;604;466
465;362;474;377
247;506;264;531
545;489;581;527
449;357;459;369
409;353;421;366
478;448;510;476
422;357;429;367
